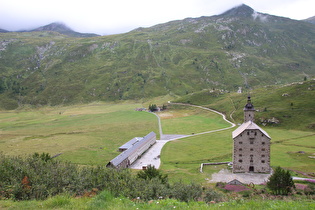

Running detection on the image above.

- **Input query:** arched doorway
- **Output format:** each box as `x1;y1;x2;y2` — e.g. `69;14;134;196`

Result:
249;166;254;172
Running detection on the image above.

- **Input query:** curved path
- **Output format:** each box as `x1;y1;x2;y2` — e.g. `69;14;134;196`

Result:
130;103;236;169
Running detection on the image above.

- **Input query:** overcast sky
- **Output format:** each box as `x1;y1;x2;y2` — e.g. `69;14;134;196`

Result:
0;0;314;35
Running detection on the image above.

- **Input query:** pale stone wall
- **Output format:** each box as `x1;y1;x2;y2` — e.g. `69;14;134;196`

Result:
233;129;270;173
244;109;255;122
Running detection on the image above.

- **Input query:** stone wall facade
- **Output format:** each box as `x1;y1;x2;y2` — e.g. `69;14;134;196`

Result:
233;129;270;173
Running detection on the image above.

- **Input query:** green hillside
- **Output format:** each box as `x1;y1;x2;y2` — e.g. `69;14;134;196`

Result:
174;79;315;131
0;5;315;109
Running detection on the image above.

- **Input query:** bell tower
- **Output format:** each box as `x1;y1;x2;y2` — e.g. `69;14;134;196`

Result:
244;96;255;122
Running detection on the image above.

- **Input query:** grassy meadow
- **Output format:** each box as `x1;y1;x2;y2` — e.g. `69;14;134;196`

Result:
1;102;314;179
157;104;231;135
160;126;315;183
0;102;159;165
0;101;315;208
0;103;315;183
1;190;315;209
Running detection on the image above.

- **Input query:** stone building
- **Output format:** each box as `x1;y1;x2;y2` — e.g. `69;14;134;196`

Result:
232;96;271;173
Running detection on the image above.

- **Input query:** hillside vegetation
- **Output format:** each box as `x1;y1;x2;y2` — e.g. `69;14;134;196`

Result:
175;79;315;131
0;5;315;109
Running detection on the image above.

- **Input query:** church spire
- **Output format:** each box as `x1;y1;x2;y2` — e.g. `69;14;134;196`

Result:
244;96;255;122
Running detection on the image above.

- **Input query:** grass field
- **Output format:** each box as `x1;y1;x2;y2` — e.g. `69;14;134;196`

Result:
1;190;315;209
157;105;230;135
1;191;315;209
160;127;315;183
0;102;159;165
0;102;314;182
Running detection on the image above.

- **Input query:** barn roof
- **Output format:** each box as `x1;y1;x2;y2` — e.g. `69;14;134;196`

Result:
232;121;271;139
108;132;156;168
119;137;143;151
109;144;136;167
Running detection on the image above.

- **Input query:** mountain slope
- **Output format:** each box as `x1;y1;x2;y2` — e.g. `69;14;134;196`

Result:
30;22;100;37
174;79;315;131
0;4;314;109
304;16;315;24
0;22;99;37
0;28;9;33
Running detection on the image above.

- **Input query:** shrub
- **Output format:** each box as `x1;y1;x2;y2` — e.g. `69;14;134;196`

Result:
0;153;231;203
0;153;133;200
137;165;168;184
304;184;315;195
148;104;158;112
267;166;294;195
127;178;170;200
204;188;226;202
32;152;51;162
171;182;202;202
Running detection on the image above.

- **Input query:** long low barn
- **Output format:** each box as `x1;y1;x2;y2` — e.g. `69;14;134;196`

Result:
106;132;156;169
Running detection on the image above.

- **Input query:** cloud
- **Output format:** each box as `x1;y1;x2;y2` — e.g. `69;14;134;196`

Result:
0;0;314;35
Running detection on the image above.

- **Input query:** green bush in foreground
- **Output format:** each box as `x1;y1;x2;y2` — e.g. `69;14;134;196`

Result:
0;153;211;202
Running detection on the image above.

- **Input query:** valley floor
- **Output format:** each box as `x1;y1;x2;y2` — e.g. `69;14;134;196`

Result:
130;103;235;169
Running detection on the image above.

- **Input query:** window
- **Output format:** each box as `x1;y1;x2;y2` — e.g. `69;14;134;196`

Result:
261;160;265;163
250;140;254;144
255;132;257;136
239;148;243;151
261;155;265;158
239;160;243;162
239;154;242;157
250;148;253;151
250;159;253;163
262;142;265;145
239;141;243;144
262;148;265;151
247;131;249;135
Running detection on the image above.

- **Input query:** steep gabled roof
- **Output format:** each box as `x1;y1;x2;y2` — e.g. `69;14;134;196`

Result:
232;121;271;139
